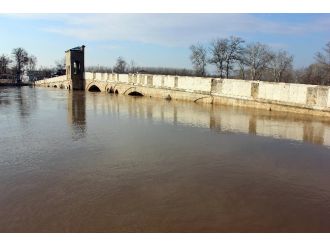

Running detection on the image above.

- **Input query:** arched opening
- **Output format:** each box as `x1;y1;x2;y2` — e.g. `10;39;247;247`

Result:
88;85;101;92
53;85;57;88
60;84;64;89
128;91;143;96
109;87;114;94
73;61;81;75
115;89;119;94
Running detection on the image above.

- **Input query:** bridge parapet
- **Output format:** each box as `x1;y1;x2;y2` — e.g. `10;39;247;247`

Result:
35;75;67;86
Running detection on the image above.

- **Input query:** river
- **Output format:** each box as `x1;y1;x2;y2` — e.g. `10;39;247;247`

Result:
1;86;330;232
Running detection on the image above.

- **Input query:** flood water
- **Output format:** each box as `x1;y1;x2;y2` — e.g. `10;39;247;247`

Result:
1;86;330;232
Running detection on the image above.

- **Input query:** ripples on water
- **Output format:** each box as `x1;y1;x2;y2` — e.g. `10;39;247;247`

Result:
1;86;330;232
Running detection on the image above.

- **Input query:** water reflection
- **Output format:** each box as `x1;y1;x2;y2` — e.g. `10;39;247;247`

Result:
3;87;325;146
85;94;330;147
67;91;86;140
17;87;38;119
0;91;10;105
0;87;38;120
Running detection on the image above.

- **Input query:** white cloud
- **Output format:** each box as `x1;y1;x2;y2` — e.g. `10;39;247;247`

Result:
8;13;325;47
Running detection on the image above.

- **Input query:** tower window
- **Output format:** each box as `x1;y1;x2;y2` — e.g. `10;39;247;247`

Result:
73;61;81;75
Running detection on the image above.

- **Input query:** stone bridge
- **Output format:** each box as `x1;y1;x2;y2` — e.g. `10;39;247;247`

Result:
33;46;330;118
35;71;330;117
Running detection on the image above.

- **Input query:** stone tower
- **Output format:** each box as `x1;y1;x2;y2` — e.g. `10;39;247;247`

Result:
65;45;85;90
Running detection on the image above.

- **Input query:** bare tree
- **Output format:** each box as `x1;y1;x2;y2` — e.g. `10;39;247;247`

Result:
208;38;229;78
129;60;138;73
27;55;37;72
190;43;207;76
270;50;293;82
38;66;53;79
299;64;326;85
0;54;12;75
12;47;29;83
237;60;247;80
315;41;330;67
133;66;194;76
113;57;127;73
224;36;245;78
314;41;330;84
25;55;38;82
243;42;274;80
86;66;113;73
55;57;66;71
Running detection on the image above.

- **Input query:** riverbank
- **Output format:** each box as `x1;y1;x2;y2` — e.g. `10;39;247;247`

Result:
0;83;33;87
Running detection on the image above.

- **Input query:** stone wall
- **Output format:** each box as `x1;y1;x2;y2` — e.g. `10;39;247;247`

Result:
34;75;68;88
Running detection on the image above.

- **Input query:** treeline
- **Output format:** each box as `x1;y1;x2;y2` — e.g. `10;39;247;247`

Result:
0;48;67;83
3;39;330;86
190;36;330;85
86;57;196;76
0;48;37;83
87;38;330;86
294;42;330;85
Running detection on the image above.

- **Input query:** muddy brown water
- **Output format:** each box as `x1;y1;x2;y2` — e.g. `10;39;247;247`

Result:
1;86;330;232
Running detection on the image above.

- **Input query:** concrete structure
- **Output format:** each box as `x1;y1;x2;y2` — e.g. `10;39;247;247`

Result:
65;46;85;90
35;46;330;118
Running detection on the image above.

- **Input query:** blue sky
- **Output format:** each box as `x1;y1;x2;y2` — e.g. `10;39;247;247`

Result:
0;14;330;70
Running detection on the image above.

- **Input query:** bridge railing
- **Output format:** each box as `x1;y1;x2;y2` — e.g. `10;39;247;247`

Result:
35;75;67;85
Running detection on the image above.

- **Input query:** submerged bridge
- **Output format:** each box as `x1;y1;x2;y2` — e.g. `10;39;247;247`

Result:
35;45;330;118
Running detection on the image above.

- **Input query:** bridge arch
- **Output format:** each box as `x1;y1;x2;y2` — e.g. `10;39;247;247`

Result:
124;87;144;96
128;91;144;96
88;85;101;92
108;87;114;94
